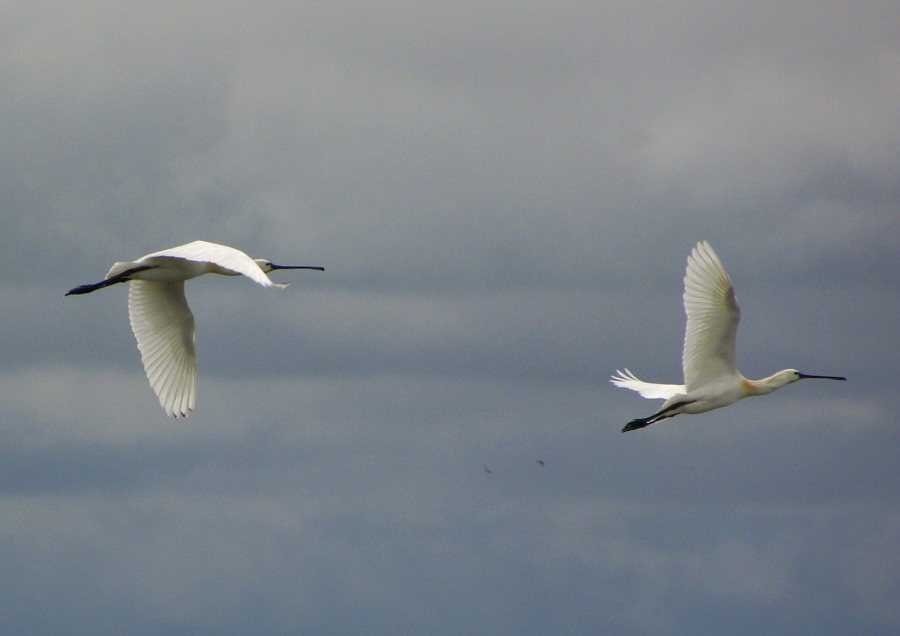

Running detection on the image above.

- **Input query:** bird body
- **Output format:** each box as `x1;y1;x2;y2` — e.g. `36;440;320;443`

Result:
105;241;290;285
612;241;845;432
67;240;324;418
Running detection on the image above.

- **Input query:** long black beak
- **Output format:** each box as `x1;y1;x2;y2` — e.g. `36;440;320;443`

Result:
797;373;846;381
270;264;325;272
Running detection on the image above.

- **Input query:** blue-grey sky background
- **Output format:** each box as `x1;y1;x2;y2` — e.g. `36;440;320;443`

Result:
2;2;899;634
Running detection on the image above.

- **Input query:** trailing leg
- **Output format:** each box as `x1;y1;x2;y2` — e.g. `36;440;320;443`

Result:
66;265;156;296
621;399;695;433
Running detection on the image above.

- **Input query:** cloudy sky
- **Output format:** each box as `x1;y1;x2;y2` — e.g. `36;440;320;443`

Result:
2;1;899;634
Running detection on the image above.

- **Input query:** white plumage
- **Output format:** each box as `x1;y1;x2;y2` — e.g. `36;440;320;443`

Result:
128;280;197;418
67;240;323;417
611;241;845;432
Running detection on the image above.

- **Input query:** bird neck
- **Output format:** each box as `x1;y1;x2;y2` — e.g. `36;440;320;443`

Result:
749;370;794;395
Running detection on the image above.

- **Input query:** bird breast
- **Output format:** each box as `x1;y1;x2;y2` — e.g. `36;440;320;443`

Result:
680;377;752;414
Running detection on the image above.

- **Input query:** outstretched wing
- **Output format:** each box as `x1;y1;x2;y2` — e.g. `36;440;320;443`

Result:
682;241;741;392
128;280;197;418
142;240;278;288
610;369;684;400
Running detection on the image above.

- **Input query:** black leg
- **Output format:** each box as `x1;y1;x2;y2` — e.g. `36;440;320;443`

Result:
622;418;651;432
66;265;156;296
621;399;696;433
66;278;124;295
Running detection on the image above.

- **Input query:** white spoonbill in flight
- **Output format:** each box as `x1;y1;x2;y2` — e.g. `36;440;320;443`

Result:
66;240;324;418
611;241;845;432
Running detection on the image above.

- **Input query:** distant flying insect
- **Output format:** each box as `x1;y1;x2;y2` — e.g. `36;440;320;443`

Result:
611;241;845;432
67;240;324;417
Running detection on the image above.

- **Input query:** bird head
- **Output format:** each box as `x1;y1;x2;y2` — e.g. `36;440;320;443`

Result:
253;259;325;274
754;369;846;395
770;369;847;389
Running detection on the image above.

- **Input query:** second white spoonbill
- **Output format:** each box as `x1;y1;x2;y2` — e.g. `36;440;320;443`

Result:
67;240;324;418
611;241;845;432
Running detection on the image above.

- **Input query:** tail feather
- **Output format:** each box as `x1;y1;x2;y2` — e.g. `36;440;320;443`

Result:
610;369;684;400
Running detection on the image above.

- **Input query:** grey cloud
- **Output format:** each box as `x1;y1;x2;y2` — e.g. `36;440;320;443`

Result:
1;1;898;635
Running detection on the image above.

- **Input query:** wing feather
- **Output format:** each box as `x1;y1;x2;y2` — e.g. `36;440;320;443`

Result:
142;240;276;288
128;280;197;417
682;241;740;392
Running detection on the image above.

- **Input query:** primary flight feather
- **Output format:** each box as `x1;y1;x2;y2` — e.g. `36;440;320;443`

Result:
67;240;324;417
